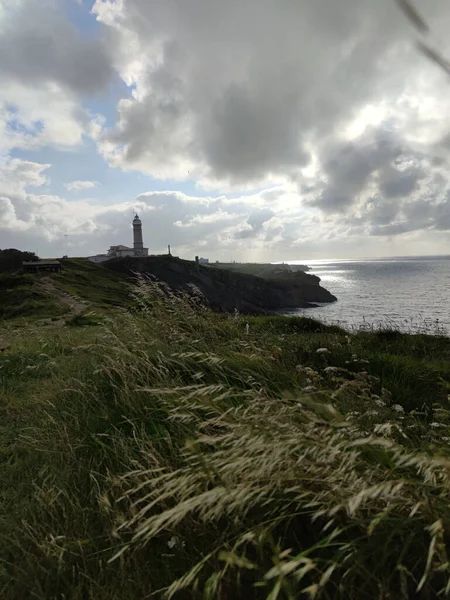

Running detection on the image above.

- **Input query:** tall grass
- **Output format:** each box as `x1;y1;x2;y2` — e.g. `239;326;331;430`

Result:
1;278;450;598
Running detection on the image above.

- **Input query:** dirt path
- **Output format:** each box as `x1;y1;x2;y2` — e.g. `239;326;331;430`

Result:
35;277;89;325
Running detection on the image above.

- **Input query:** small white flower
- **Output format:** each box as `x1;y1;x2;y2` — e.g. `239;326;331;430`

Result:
245;323;250;335
302;386;316;392
324;366;338;374
296;366;315;374
430;422;441;428
316;348;329;354
374;399;386;407
167;536;177;549
392;404;405;414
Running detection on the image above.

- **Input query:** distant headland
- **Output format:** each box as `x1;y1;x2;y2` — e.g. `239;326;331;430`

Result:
105;255;337;314
2;212;337;316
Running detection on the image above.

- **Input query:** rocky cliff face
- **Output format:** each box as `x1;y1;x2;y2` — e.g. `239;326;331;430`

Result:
106;256;337;314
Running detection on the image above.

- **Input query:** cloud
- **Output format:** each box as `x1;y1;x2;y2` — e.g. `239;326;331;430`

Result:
234;207;275;239
0;0;114;157
1;157;50;187
0;196;28;231
90;0;450;257
0;158;291;258
307;127;430;214
3;156;450;260
0;0;113;97
3;0;450;258
0;159;101;239
65;180;99;192
93;0;450;191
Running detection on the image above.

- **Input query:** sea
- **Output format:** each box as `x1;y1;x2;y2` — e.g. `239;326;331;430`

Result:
289;255;450;335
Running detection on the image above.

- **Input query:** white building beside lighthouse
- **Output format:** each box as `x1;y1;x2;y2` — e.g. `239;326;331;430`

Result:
88;213;149;263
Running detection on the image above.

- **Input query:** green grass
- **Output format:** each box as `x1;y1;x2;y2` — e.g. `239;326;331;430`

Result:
65;313;106;327
0;259;133;326
0;272;67;320
54;258;133;308
1;280;450;598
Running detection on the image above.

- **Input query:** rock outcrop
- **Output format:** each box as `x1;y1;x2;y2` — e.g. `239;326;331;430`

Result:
106;256;336;314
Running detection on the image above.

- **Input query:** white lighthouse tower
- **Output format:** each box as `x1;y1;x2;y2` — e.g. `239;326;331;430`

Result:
88;213;148;262
132;213;148;257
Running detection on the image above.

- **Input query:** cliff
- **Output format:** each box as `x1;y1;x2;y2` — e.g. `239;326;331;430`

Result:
213;262;310;277
105;255;336;314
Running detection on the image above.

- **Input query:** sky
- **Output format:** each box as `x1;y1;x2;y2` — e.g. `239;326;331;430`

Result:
2;0;450;261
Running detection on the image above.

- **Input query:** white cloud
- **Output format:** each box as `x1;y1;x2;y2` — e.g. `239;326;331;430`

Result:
0;158;312;258
0;0;114;159
0;196;29;231
2;156;450;261
65;180;99;192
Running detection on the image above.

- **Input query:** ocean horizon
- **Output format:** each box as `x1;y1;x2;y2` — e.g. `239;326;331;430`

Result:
285;255;450;334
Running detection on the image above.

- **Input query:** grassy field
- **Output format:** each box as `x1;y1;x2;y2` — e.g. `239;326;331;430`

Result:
0;258;133;326
1;275;450;599
0;271;67;320
54;258;133;308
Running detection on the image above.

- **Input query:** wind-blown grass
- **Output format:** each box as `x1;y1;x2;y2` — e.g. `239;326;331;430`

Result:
1;278;450;599
0;272;67;320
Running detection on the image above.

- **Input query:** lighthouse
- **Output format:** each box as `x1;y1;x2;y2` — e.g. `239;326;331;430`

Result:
88;213;148;262
133;213;144;253
131;213;148;257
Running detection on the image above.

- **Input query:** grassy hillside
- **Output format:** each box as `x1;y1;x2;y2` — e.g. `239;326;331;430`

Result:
0;258;133;324
0;272;66;320
2;279;450;599
54;258;133;308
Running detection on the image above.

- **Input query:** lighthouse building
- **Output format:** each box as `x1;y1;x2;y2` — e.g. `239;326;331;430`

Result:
88;214;149;263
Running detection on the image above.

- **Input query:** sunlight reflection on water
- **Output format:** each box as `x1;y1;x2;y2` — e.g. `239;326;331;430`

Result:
287;257;450;334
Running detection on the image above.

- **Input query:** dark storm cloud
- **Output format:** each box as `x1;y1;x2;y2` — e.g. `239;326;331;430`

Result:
364;196;402;227
0;1;114;96
432;198;450;231
341;166;450;237
204;82;310;181
96;0;439;184
379;166;427;198
310;128;407;213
